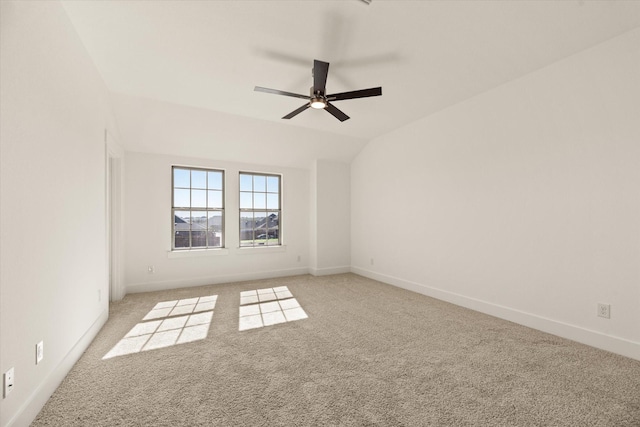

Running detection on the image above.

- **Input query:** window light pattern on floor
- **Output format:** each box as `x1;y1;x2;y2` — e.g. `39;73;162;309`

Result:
239;286;307;331
103;295;217;359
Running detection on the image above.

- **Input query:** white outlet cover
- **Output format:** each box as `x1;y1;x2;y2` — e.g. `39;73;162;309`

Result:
4;367;14;397
36;341;44;364
597;303;611;319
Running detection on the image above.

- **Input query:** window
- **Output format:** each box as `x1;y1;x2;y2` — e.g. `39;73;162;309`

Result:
172;166;224;250
239;172;281;247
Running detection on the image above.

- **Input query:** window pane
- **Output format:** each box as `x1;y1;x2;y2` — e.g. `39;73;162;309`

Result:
253;193;266;209
174;189;190;207
240;212;254;224
240;174;252;191
191;189;206;208
267;212;279;245
240;192;252;209
191;211;207;230
207;211;222;233
240;212;254;246
175;232;190;248
174;168;190;188
254;211;267;243
267;212;279;229
266;193;279;209
174;210;191;248
206;230;220;248
192;170;207;189
208;190;222;208
207;212;222;247
253;175;266;192
191;231;206;247
175;210;191;225
267;176;279;193
208;171;222;190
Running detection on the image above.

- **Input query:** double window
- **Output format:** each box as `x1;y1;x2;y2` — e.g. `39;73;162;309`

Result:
172;167;224;250
239;172;281;247
171;168;282;250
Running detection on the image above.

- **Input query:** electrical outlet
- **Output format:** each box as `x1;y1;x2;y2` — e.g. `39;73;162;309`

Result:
370;258;374;265
36;341;44;364
3;367;14;398
597;303;611;319
98;289;102;302
147;265;155;274
297;255;301;262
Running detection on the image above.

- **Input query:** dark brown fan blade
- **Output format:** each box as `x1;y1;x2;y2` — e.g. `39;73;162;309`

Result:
327;87;382;101
254;86;309;100
325;102;350;122
313;60;330;94
282;103;310;120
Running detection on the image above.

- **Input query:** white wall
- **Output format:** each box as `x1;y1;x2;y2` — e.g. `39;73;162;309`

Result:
351;29;640;360
109;92;369;170
309;160;351;275
123;152;310;293
0;2;117;425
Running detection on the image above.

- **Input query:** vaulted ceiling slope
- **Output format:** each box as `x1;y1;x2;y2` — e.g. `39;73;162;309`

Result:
61;1;640;168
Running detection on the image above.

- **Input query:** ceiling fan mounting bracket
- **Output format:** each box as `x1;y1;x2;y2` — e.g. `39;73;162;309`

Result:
311;87;325;98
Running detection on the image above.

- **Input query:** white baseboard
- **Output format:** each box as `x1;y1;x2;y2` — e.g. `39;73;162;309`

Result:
351;267;640;361
309;265;351;276
126;267;310;294
7;309;109;427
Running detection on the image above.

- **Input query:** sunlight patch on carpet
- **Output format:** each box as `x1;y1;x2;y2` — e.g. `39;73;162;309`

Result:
103;295;217;359
239;286;307;331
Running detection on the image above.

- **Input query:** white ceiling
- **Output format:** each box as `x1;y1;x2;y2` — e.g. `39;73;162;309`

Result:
61;0;640;168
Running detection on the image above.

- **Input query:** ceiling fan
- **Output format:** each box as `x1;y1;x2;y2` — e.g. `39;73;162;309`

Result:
254;59;382;122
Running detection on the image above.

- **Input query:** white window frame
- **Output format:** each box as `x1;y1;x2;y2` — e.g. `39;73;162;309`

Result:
239;172;282;248
172;166;225;251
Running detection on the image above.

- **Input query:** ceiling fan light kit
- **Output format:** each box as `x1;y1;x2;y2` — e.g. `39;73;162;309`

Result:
255;59;382;122
310;97;326;109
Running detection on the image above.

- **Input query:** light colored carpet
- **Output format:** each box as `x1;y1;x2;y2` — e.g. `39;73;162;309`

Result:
33;274;640;426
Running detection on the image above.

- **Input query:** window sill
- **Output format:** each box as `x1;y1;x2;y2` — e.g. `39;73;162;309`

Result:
237;245;287;255
167;248;229;259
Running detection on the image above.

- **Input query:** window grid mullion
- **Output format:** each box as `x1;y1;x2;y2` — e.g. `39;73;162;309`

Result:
205;173;209;247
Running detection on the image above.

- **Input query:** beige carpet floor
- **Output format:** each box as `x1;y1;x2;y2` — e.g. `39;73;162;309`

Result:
33;274;640;426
